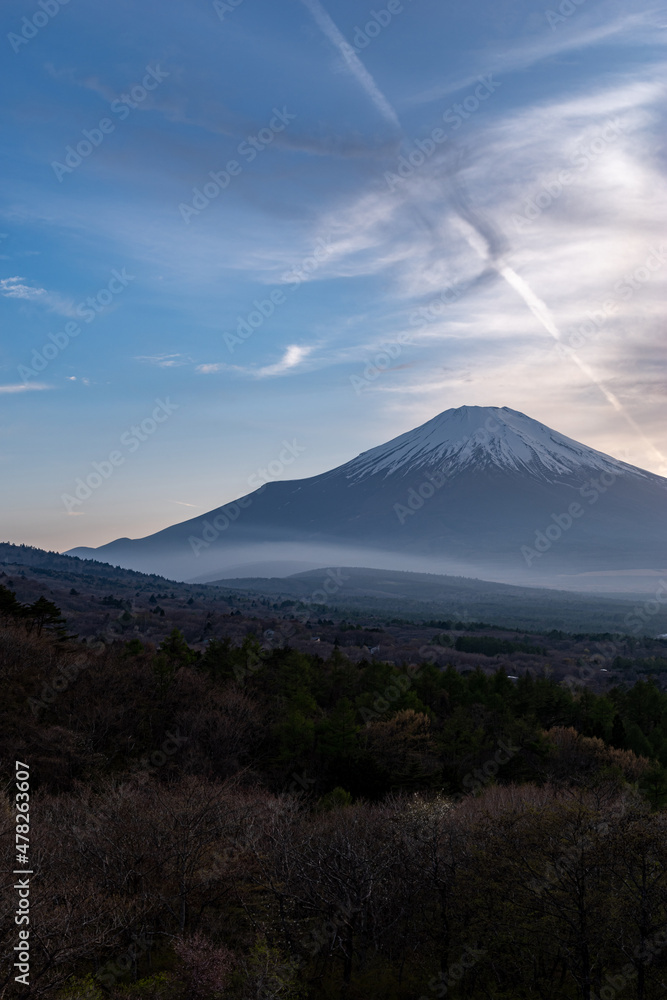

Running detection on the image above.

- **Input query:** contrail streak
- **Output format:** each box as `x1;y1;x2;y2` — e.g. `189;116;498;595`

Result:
498;263;667;473
299;0;401;131
446;164;667;472
300;1;667;472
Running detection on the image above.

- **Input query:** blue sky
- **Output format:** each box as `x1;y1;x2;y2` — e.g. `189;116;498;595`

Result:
1;0;666;550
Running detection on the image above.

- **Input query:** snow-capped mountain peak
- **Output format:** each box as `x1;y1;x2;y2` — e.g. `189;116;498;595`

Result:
343;405;650;483
68;403;667;587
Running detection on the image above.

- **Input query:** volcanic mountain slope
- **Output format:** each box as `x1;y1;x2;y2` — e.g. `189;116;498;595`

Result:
68;405;667;588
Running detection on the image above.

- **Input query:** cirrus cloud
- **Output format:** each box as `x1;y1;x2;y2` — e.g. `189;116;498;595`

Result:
0;382;51;393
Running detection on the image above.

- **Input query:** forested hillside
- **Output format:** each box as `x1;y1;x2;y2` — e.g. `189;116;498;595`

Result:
2;580;667;998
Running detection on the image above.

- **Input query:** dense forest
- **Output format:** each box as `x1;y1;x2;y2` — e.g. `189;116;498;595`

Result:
2;582;667;999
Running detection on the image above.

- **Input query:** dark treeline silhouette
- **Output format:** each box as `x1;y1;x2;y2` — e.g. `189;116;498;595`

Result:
2;603;667;998
0;583;70;638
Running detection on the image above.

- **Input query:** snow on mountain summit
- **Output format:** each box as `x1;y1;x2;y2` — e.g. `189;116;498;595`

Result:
68;403;667;585
344;406;651;483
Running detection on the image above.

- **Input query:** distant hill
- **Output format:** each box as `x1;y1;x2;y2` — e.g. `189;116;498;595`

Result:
208;565;666;634
0;542;174;586
3;542;667;635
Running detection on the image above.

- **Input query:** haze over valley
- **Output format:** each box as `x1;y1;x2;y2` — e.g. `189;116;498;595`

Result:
67;405;667;595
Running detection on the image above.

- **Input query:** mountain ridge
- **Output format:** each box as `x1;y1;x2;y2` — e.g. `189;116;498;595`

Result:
67;405;667;590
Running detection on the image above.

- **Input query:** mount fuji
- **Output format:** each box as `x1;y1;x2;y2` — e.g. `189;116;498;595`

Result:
68;406;667;590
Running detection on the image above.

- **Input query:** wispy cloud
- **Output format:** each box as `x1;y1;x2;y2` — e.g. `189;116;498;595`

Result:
0;276;47;301
0;383;51;393
0;276;80;317
195;362;225;374
136;354;190;368
255;344;313;377
409;9;666;107
254;62;666;472
195;345;315;379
